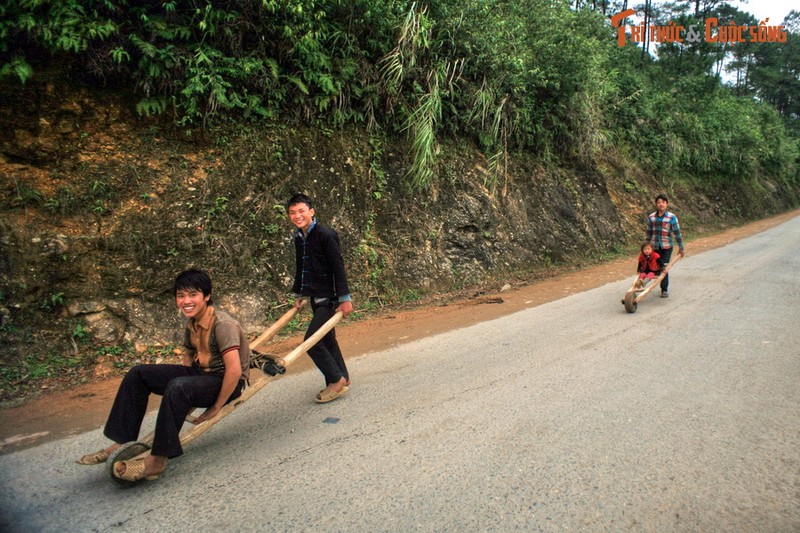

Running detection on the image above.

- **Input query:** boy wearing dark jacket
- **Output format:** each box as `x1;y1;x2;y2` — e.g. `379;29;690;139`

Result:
287;194;352;403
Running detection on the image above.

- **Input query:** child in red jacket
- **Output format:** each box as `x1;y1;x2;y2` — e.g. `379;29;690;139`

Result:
636;242;663;288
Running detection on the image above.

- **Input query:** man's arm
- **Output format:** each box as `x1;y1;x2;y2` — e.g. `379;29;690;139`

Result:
321;229;351;303
194;349;242;423
291;237;303;295
672;216;686;256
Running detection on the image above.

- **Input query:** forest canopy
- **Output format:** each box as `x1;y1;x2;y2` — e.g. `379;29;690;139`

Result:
1;0;798;189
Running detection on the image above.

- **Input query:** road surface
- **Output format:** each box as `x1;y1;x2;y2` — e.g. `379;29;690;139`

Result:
1;217;798;532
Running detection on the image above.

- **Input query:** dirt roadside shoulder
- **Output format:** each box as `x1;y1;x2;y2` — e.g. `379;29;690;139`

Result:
1;208;798;454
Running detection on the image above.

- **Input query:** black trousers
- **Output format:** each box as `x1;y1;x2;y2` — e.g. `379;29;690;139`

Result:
658;247;673;292
103;364;242;458
306;299;349;385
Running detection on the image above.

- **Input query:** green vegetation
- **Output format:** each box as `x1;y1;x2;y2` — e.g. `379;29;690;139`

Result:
1;0;799;402
39;292;65;312
1;1;797;190
0;339;180;402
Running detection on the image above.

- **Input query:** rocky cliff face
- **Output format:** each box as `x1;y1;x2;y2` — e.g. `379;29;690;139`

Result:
1;77;797;397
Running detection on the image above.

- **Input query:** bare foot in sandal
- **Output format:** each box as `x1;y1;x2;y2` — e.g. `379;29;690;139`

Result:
316;377;349;403
114;455;168;481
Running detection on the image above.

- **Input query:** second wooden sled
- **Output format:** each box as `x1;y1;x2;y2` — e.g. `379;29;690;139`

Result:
621;254;682;313
107;302;343;486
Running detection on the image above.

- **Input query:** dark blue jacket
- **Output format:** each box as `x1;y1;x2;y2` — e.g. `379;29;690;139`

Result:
292;221;350;300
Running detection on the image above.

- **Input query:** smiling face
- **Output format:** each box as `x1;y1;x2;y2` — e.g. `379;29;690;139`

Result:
655;197;668;214
288;202;315;233
175;287;210;319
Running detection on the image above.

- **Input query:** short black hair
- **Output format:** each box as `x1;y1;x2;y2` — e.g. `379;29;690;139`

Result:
655;193;669;203
173;269;213;305
286;193;313;212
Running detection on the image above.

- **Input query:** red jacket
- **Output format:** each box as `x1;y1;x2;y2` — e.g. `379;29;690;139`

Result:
637;251;662;274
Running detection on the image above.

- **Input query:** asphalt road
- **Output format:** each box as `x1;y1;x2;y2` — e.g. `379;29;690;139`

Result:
1;217;798;532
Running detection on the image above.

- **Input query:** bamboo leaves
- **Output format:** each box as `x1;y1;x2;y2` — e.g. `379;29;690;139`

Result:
0;0;796;191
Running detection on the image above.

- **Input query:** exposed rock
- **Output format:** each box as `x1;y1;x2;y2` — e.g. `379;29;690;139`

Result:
44;236;69;256
67;301;107;316
82;310;126;344
92;355;116;379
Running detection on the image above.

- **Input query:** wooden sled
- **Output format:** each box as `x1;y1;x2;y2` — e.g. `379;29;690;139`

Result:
621;254;682;313
107;301;343;486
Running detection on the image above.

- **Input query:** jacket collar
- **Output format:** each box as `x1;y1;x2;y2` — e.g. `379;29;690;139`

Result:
295;219;317;238
191;304;216;331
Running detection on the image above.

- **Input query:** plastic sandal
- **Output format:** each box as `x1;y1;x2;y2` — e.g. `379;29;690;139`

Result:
315;385;349;404
76;449;110;465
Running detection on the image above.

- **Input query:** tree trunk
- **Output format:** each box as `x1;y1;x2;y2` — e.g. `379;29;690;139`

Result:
641;0;651;63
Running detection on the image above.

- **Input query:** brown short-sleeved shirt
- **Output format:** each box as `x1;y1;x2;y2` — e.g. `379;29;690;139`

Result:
184;306;250;381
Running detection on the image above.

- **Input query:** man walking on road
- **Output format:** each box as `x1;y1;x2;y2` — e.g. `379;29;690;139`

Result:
646;194;685;298
286;193;353;403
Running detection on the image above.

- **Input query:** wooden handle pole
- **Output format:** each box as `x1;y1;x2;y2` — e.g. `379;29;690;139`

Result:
249;301;305;352
634;253;682;304
281;311;343;367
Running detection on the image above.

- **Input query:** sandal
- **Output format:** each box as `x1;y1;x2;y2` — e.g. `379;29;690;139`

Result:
113;457;162;482
315;385;349;404
76;449;110;465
